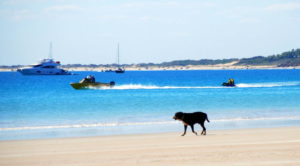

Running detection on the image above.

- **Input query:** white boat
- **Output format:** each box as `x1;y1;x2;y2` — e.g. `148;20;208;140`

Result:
17;58;71;75
17;43;71;75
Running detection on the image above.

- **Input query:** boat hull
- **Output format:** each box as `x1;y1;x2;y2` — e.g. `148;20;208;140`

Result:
17;68;71;75
222;82;236;87
70;82;115;90
115;67;125;73
115;70;125;73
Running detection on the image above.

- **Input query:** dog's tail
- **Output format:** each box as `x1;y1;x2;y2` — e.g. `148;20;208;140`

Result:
206;115;210;123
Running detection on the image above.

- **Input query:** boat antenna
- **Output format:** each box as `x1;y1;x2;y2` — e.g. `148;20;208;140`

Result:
49;42;53;59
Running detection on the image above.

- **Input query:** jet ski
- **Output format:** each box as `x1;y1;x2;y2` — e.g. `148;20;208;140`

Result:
222;82;235;87
222;78;236;87
70;75;115;90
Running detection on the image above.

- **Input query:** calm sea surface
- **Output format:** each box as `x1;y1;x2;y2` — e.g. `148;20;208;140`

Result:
0;70;300;140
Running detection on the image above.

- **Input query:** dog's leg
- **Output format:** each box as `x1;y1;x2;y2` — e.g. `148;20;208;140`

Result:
200;122;206;135
190;125;198;135
181;125;187;136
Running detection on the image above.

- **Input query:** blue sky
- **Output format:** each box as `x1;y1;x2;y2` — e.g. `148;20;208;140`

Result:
1;0;300;65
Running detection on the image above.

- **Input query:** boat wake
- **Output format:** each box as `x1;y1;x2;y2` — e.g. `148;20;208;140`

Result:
105;84;219;90
236;82;300;88
1;116;300;131
95;82;300;90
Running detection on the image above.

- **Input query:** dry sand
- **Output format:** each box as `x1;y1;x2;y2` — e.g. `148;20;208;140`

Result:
0;126;300;166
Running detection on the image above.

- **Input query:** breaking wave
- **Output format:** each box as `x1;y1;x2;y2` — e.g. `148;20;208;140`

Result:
1;116;299;131
0;121;177;131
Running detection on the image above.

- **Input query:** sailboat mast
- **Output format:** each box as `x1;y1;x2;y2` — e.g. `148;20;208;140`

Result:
49;42;53;59
117;43;120;65
115;42;125;73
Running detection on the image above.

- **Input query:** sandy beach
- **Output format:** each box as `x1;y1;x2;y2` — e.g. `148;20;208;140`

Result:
0;126;299;166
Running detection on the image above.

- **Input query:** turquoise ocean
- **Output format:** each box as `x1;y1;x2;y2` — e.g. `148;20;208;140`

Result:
1;70;300;140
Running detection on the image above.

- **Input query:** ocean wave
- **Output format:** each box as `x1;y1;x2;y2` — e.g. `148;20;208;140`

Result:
1;116;300;131
0;121;177;131
214;116;300;122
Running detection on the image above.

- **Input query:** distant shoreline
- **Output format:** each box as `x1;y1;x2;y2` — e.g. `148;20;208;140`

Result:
2;48;300;71
1;64;299;72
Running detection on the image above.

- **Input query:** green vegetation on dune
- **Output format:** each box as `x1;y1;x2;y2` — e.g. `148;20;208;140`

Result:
235;49;300;67
137;48;300;67
159;59;238;66
1;49;300;69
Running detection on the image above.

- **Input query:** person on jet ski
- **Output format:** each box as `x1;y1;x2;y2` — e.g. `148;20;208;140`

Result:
222;78;235;86
228;78;234;86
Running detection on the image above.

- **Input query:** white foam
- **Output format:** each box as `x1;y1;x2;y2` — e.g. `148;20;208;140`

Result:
90;82;300;90
1;116;300;131
100;84;224;90
214;116;300;122
0;121;177;131
236;82;300;88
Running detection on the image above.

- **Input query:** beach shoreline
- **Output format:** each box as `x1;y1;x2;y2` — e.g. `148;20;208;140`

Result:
1;126;299;166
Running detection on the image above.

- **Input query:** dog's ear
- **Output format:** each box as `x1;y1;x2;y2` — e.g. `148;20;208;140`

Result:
175;112;184;119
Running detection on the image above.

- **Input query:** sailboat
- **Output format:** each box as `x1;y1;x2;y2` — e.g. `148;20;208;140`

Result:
115;43;125;73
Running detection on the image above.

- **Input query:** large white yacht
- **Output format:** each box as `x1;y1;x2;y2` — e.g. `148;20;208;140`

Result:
17;58;71;75
17;43;71;75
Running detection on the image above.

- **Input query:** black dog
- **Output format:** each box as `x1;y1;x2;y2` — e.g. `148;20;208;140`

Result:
173;112;210;136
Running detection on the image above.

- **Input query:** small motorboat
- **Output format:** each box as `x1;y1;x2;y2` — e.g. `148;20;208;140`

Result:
70;81;115;90
70;75;115;89
222;78;236;87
